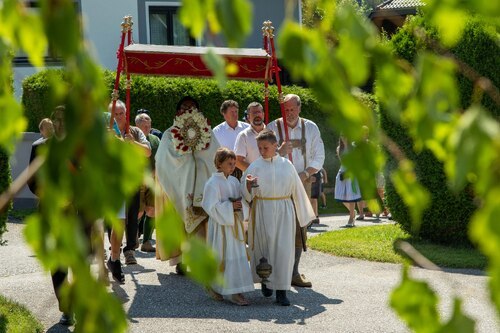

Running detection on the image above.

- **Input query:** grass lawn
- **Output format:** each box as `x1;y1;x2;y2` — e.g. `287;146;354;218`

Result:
308;224;487;270
0;295;44;333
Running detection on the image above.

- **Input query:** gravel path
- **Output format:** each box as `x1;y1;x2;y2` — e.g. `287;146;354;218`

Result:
1;215;498;333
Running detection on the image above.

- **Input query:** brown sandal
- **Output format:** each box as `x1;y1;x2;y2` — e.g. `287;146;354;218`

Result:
206;288;223;302
230;293;249;306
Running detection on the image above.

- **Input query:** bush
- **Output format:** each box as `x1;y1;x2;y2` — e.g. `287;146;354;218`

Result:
22;69;340;179
383;15;498;246
380;110;476;246
390;15;499;118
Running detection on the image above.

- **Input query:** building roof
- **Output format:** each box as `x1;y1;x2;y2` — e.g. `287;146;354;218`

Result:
370;0;424;18
376;0;424;10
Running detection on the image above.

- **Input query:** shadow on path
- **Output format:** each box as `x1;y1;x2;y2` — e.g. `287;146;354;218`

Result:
125;272;342;325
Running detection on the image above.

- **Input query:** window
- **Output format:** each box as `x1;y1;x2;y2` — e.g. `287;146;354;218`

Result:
13;0;81;66
148;6;195;46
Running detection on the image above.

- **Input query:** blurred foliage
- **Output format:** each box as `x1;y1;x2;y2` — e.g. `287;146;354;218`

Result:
1;0;500;332
389;15;500;118
277;0;499;330
391;266;475;333
384;13;499;247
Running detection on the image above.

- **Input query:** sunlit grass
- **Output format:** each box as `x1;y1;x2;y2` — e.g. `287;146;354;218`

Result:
308;224;487;270
0;295;43;333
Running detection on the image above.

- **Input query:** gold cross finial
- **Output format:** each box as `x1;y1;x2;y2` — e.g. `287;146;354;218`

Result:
262;21;274;38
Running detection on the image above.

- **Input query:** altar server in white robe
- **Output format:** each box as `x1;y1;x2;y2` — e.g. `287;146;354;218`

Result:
202;148;254;305
242;130;315;306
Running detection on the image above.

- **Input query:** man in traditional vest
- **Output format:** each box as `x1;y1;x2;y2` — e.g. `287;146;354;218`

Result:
267;93;325;288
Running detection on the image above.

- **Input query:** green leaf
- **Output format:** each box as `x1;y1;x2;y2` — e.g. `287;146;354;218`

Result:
202;48;227;89
215;0;252;48
374;51;415;119
180;0;213;38
41;0;80;58
333;4;375;86
404;53;457;152
391;160;430;233
181;237;219;286
0;92;26;153
18;14;47;67
391;266;441;332
470;190;500;314
65;268;127;333
278;21;316;80
431;9;467;47
446;106;500;192
155;200;185;259
437;298;475;333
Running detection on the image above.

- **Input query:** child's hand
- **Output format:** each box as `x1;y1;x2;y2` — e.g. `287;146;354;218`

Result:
246;174;258;191
232;200;242;211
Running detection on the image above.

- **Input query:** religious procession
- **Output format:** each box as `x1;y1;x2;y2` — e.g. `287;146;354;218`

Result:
24;18;334;326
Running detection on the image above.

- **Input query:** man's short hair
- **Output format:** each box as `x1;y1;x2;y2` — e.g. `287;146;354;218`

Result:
214;147;236;168
135;113;151;126
50;105;65;120
108;99;126;112
247;101;263;112
39;118;54;133
283;94;301;107
220;100;239;115
256;129;277;144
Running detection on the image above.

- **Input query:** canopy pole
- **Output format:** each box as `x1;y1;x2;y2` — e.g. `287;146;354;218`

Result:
109;16;132;132
125;16;133;134
262;26;270;124
263;21;292;162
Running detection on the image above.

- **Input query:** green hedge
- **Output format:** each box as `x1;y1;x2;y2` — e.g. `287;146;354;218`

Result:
380;110;476;246
382;15;499;246
389;15;499;118
22;69;340;178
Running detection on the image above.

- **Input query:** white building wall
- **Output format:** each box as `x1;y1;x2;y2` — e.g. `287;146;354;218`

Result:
80;0;139;70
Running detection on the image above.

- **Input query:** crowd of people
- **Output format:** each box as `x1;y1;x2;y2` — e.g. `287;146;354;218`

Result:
29;93;388;325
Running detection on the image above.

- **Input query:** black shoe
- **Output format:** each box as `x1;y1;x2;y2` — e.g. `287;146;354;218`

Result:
276;290;290;306
59;313;74;326
261;283;273;297
107;258;125;284
175;263;185;276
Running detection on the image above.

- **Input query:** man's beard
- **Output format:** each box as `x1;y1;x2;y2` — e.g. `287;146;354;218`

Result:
252;117;263;126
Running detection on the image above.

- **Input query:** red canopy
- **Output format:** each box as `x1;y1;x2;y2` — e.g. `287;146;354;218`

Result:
111;17;290;157
124;44;269;80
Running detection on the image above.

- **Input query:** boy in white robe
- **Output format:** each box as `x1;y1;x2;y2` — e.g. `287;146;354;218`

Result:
202;148;254;305
242;130;315;306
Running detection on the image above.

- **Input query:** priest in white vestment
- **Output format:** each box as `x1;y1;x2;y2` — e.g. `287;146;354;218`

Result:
242;130;315;306
202;148;254;305
155;97;220;273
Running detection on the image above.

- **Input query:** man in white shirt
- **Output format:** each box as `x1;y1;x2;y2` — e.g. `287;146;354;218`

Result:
267;93;325;289
213;100;249;150
213;100;249;179
234;102;266;171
